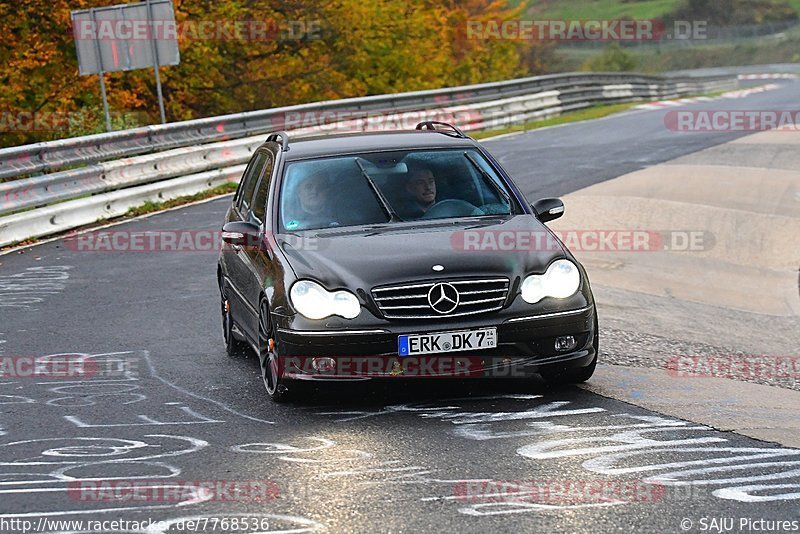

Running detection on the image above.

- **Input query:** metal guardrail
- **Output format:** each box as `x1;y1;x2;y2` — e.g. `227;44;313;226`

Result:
0;72;730;180
0;75;735;218
0;137;260;214
0;72;738;247
0;165;245;248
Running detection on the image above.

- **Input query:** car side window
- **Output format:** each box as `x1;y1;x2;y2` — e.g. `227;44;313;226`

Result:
236;152;267;215
251;152;275;224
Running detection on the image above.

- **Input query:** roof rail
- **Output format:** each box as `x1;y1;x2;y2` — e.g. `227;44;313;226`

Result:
415;121;468;138
266;131;290;151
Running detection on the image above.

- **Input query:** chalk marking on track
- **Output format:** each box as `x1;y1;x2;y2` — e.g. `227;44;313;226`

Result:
140;350;275;425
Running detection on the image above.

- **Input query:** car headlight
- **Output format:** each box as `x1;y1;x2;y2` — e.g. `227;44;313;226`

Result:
521;259;581;304
289;280;361;320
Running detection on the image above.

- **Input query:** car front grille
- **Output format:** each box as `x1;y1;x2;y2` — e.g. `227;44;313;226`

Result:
371;278;510;320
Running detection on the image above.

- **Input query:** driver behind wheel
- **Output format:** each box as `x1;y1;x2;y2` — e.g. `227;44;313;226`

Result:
396;163;438;219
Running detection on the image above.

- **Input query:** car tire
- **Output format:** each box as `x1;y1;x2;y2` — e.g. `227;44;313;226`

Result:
221;286;248;357
257;298;293;402
540;316;599;385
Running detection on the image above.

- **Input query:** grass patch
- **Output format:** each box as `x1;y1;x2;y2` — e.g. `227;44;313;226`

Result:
472;85;737;140
124;182;238;217
524;0;684;20
554;33;800;73
524;0;800;23
471;102;638;139
632;37;800;72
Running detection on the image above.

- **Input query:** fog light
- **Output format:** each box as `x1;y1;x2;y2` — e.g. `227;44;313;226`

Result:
312;357;336;373
555;336;577;352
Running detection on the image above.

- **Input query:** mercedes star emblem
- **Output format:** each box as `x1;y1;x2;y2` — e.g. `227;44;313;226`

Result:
427;282;460;314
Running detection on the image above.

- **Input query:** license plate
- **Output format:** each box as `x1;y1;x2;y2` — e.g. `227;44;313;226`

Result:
398;328;497;356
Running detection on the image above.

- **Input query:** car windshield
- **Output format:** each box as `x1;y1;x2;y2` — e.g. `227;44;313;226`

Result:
279;149;517;232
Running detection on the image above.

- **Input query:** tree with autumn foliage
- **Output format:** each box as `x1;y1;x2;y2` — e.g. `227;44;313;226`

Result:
0;0;549;148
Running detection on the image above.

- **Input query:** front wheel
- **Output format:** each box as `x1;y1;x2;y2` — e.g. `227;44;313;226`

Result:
221;287;248;356
257;299;292;402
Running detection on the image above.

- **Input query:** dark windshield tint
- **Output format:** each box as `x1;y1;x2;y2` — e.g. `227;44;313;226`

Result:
279;149;516;232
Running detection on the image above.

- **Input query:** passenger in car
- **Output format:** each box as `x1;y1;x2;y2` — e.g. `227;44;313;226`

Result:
285;173;340;230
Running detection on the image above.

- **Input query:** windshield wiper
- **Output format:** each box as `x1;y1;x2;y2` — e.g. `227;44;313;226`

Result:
463;152;513;209
354;158;403;222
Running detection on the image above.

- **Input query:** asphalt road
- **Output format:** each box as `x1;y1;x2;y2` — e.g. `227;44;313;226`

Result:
487;79;799;199
1;80;799;533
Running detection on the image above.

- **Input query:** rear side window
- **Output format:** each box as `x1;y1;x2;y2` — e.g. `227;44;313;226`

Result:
236;153;267;214
251;152;275;223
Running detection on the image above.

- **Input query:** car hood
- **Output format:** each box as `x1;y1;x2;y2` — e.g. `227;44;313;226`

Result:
277;215;566;291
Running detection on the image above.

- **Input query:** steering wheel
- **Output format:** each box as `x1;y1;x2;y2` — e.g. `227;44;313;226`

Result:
420;199;482;219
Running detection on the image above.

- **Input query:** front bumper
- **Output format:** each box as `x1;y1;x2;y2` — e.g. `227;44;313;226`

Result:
275;304;596;380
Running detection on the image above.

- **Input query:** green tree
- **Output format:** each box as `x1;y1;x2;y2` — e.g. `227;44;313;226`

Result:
580;43;637;72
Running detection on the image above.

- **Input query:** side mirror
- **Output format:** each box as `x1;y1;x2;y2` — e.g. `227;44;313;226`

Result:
221;221;261;247
531;198;564;223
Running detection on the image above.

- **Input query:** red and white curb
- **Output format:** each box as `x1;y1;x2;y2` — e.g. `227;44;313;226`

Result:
635;96;713;110
634;82;783;110
738;73;798;80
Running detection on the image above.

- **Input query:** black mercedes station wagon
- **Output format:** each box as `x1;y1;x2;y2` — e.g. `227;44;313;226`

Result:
218;122;598;401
